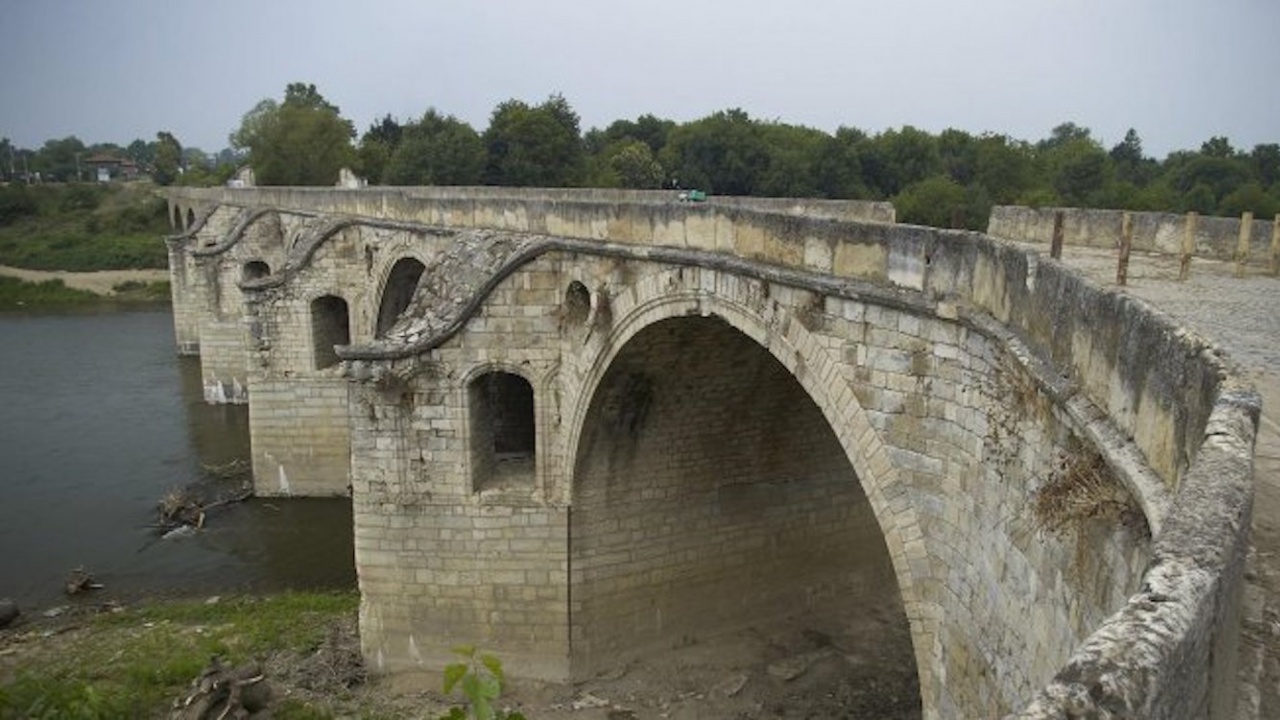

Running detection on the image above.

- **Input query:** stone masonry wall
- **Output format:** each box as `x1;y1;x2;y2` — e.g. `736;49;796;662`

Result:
571;315;894;676
163;188;1255;718
989;204;1277;265
335;244;1156;718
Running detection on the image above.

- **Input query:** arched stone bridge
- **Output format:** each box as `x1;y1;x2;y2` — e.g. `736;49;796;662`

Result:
162;187;1257;719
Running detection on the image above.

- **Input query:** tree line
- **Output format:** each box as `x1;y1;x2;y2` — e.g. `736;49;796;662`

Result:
5;82;1279;229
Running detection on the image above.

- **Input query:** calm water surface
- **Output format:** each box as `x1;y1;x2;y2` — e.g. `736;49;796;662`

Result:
0;308;354;608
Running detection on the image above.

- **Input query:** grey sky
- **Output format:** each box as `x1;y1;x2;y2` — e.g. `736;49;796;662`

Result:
2;0;1277;158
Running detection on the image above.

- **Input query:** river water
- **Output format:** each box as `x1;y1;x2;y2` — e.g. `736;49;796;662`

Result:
0;308;354;609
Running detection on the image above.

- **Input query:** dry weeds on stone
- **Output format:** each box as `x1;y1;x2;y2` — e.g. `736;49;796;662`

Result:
1032;441;1150;538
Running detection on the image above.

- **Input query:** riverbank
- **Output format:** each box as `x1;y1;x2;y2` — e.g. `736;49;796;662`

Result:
0;268;170;310
0;588;918;720
0;591;389;719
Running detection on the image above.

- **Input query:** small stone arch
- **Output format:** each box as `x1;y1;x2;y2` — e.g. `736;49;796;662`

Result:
171;203;183;230
466;367;537;494
310;294;350;370
562;280;937;714
186;207;196;230
242;260;271;283
375;256;428;338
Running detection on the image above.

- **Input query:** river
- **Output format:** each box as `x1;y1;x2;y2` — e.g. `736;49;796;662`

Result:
0;308;355;609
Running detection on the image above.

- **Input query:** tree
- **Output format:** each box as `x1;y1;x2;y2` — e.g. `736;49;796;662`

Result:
1037;122;1093;152
1218;182;1278;219
893;176;968;228
1109;128;1149;185
1047;138;1113;206
230;82;356;185
862;126;941;197
1199;136;1236;159
0;137;12;181
356;114;404;184
32;136;85;182
607;140;665;189
1250;143;1280;188
660;109;769;195
153;132;183;186
812;127;869;199
384;110;484;186
482;94;585;187
755;122;827;198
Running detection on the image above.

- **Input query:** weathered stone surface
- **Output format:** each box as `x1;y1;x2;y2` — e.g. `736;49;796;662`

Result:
162;188;1257;720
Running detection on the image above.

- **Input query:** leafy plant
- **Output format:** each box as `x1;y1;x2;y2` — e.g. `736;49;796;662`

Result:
440;646;525;720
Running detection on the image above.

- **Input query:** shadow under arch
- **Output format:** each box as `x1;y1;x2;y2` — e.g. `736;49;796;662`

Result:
563;289;934;715
375;256;428;338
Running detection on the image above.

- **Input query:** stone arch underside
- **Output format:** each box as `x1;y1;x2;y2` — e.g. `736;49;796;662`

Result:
376;256;428;338
564;288;933;715
570;314;921;715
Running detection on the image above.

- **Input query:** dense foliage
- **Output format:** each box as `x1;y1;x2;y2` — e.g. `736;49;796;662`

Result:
230;83;357;186
4;82;1278;230
0;183;170;271
346;96;1278;230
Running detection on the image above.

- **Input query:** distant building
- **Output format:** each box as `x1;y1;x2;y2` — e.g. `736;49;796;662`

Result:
83;154;141;182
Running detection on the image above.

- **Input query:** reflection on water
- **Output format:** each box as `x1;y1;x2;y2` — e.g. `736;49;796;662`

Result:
0;309;354;608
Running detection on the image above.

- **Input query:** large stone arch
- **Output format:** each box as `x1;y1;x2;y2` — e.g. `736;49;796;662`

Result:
561;276;939;715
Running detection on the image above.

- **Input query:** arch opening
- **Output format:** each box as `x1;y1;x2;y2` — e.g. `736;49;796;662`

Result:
242;260;271;282
185;207;195;230
310;295;350;370
469;371;536;492
171;204;182;230
570;315;920;716
376;257;427;338
562;280;591;327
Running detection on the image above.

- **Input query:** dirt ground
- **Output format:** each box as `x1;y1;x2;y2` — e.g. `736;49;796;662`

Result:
0;264;169;294
1;597;919;720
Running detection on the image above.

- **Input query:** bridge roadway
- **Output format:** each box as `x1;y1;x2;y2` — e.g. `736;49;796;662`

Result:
1010;244;1280;717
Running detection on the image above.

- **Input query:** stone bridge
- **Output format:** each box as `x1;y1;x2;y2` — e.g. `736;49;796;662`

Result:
162;187;1257;719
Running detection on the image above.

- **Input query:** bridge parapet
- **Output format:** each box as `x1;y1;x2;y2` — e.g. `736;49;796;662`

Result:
990;204;1277;265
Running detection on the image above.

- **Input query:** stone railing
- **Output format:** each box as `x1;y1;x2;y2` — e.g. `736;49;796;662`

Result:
989;205;1278;266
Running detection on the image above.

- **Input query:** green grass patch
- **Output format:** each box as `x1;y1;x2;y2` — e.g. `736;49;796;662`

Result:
0;276;99;309
0;183;170;272
0;277;171;311
0;591;359;720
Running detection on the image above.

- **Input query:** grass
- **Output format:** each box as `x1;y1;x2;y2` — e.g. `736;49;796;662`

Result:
0;592;360;719
0;182;171;272
0;277;100;309
0;277;171;311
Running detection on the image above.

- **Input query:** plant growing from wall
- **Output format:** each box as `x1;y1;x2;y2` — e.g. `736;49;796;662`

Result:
1032;439;1149;539
439;646;526;720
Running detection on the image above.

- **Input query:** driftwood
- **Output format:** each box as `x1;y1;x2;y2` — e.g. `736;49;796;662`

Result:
156;486;253;534
64;566;103;595
172;657;271;720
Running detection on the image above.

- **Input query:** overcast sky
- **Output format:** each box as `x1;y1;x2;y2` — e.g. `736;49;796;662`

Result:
2;0;1277;158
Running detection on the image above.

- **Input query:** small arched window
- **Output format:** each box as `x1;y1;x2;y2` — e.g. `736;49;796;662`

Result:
469;371;536;491
311;295;350;370
242;260;271;282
